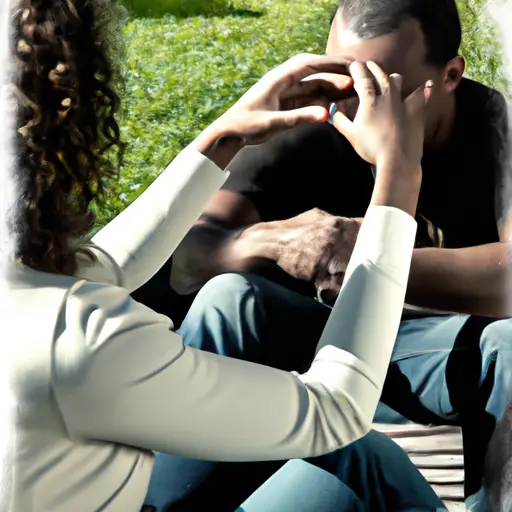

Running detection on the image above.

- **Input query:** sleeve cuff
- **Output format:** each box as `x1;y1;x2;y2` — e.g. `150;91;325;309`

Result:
303;345;380;426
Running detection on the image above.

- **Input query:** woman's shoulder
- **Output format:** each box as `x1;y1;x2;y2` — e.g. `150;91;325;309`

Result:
6;265;88;404
7;263;176;402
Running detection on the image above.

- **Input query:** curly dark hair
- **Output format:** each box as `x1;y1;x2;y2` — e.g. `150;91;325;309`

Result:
10;0;125;276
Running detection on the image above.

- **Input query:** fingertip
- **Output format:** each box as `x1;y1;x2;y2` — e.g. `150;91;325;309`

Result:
424;80;434;101
306;105;331;123
327;103;337;125
317;110;330;123
349;60;362;72
342;76;354;88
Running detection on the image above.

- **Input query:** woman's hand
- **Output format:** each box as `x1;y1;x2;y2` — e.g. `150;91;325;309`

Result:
333;61;432;170
195;53;355;168
332;61;433;216
222;53;354;145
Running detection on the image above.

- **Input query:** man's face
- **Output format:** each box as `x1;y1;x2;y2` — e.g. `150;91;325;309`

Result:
326;10;446;136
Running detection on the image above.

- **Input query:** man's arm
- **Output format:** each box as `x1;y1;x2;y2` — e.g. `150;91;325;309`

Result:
170;125;303;296
406;242;512;318
171;122;348;295
173;191;512;317
170;190;284;295
406;112;512;319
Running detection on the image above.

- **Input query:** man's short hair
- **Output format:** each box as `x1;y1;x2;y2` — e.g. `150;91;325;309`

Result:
330;0;462;68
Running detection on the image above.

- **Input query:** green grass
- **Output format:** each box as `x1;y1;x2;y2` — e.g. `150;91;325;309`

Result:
94;0;507;228
458;0;507;91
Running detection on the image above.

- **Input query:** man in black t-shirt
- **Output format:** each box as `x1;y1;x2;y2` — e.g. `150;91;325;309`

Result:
166;0;512;509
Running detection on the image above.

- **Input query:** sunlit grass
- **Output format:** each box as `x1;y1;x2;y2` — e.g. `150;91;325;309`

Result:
94;0;506;228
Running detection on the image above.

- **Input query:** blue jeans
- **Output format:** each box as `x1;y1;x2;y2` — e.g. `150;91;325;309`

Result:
146;430;444;511
239;430;446;512
237;459;367;512
144;272;512;511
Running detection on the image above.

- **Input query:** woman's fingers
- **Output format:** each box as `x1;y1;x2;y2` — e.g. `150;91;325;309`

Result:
331;110;355;146
388;73;403;99
269;54;352;96
349;61;378;105
280;73;356;107
282;95;331;111
350;62;403;103
366;61;391;96
270;105;331;129
397;80;432;153
300;72;354;90
404;80;433;120
280;54;352;81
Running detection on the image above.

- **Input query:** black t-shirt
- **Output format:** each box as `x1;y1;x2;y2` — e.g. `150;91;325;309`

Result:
223;78;509;250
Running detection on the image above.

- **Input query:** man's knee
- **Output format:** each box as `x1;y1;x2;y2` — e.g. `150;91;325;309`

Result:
480;318;512;356
185;272;259;323
477;319;512;419
195;272;255;304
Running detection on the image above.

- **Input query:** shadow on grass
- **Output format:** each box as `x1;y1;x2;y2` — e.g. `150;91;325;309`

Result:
121;0;265;19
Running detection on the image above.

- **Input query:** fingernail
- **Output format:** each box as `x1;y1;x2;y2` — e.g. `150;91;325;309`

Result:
327;103;337;125
425;80;434;88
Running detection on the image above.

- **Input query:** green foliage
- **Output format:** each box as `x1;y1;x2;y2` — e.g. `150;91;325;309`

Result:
121;0;237;18
458;0;508;92
93;0;506;228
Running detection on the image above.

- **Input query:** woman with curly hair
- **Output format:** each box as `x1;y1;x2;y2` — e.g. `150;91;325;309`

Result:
3;0;443;511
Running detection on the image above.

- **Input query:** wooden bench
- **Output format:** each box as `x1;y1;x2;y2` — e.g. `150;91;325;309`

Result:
375;423;465;510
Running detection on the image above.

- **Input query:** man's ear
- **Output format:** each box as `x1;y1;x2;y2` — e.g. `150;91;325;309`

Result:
441;56;465;93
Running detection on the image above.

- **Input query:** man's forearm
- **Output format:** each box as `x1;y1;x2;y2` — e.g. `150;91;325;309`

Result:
406;242;512;318
170;220;282;295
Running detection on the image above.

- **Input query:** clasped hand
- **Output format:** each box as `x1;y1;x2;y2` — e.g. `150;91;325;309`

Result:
275;209;362;305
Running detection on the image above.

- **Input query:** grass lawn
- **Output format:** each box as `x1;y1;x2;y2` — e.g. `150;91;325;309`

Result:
95;0;507;228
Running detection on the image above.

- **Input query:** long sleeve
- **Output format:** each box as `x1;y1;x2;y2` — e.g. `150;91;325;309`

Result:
88;145;229;292
311;205;417;423
53;201;417;462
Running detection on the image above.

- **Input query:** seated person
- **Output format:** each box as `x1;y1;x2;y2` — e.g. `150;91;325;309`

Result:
5;0;443;510
170;0;512;509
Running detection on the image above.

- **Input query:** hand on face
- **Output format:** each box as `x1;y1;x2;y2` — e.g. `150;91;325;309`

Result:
332;61;433;172
275;209;361;300
216;53;356;145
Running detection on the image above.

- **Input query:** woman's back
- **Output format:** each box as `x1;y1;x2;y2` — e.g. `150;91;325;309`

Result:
8;264;154;511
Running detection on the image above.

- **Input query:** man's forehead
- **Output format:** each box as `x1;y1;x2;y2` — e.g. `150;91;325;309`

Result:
330;12;426;74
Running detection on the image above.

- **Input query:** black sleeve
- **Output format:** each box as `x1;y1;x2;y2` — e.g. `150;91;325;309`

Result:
223;122;356;221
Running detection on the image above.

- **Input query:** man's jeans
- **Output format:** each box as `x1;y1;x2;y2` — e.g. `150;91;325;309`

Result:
144;272;512;511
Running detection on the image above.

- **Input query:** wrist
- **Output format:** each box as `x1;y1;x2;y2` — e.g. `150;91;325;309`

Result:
371;158;422;217
376;153;422;179
194;121;245;170
238;221;283;261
